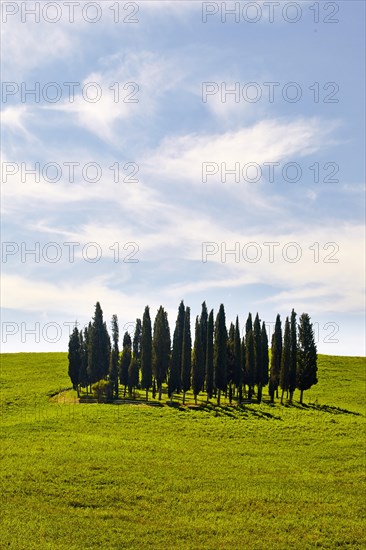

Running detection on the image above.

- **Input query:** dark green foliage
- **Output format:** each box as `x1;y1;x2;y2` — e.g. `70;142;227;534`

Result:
297;313;318;404
261;322;269;388
130;319;142;393
108;314;119;397
68;326;81;392
280;317;291;403
109;349;119;397
181;307;192;404
205;309;214;401
192;316;204;404
152;306;171;400
176;300;185;392
119;331;132;394
245;313;253;337
200;302;208;383
270;314;282;400
253;313;262;390
91;379;113;403
67;300;318;409
246;329;255;400
227;322;235;386
241;337;247;397
168;310;182;400
133;318;142;362
128;357;139;396
214;304;228;405
87;302;110;384
141;306;152;401
78;329;89;391
232;317;242;387
289;309;297;402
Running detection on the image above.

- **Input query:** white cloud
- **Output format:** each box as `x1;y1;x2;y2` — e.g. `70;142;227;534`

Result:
143;117;338;183
47;51;184;143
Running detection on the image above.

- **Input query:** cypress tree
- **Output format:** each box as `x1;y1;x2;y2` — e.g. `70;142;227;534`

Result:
119;331;131;396
168;319;181;403
206;309;214;401
200;301;208;388
246;329;255;400
79;329;89;394
153;306;171;400
87;302;109;384
232;316;242;403
129;318;142;395
261;322;269;390
68;326;81;395
214;304;228;405
181;306;192;405
168;302;185;401
192;316;204;405
133;318;142;364
297;313;318;404
108;314;119;398
103;321;111;379
245;313;253;337
289;309;297;403
177;300;185;392
253;313;263;402
241;337;246;400
141;306;152;402
270;314;282;400
227;322;235;398
279;317;291;404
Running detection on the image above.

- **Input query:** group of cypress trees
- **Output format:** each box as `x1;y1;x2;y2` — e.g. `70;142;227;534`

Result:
68;301;318;406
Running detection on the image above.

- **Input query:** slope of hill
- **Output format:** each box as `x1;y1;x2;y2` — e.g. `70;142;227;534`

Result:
1;353;365;549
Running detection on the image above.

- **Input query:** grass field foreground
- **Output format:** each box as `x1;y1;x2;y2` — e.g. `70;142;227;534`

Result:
1;353;365;549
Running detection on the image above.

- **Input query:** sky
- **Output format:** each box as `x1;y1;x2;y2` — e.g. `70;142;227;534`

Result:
1;0;365;355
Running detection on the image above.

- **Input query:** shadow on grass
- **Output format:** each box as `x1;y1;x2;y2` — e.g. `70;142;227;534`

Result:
75;393;283;419
287;402;362;416
193;402;282;421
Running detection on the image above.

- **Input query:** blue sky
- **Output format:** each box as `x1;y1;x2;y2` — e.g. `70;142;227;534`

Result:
1;0;365;355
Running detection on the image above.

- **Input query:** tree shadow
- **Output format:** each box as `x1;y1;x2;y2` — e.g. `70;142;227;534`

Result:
288;402;362;416
193;402;282;421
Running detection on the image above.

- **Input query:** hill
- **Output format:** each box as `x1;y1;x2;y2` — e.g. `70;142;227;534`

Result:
1;353;365;549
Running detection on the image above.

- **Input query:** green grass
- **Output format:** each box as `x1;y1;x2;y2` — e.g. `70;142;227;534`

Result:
1;353;365;549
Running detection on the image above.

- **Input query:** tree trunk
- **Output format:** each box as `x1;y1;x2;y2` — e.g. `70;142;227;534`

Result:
195;394;197;405
152;380;156;399
217;389;221;406
289;390;293;404
158;386;162;401
300;389;304;404
281;389;284;404
257;384;262;404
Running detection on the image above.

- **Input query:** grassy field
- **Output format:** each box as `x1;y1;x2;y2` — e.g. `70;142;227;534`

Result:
1;353;365;549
